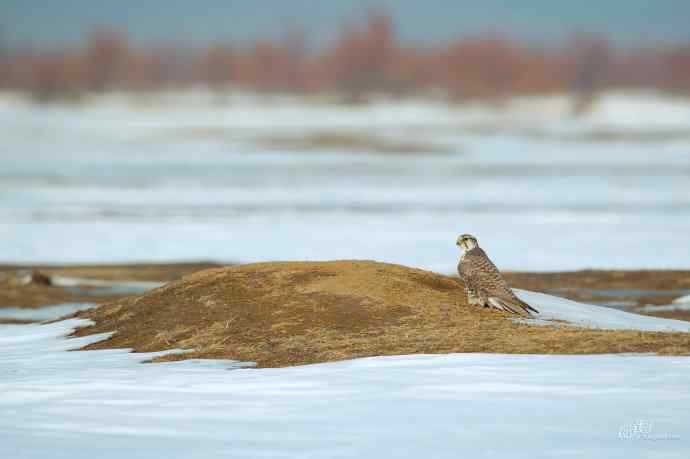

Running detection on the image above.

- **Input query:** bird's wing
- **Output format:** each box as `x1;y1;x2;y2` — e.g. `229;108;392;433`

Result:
459;248;538;316
486;295;538;316
459;248;508;293
457;261;475;290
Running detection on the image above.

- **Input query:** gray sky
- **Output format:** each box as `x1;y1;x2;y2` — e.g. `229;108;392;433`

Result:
2;0;690;48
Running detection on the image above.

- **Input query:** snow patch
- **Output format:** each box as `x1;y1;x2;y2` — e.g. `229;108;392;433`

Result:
0;303;96;322
639;303;690;313
1;319;689;458
515;289;690;332
2;90;690;271
50;276;163;290
673;294;690;305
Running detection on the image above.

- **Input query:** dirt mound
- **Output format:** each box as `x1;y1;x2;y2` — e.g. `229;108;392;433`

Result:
73;261;690;367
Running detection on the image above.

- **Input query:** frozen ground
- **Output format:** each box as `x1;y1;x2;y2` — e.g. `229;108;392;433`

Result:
1;90;689;272
1;311;689;459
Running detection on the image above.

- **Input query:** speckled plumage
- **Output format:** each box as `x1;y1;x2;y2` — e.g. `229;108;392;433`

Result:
457;237;538;316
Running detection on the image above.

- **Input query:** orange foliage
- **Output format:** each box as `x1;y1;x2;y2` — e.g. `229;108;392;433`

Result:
1;10;688;101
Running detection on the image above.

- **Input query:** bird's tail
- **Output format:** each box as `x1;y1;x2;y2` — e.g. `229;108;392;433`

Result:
487;296;538;316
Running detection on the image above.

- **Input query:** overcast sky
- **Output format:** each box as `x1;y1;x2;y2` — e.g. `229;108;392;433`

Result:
3;0;690;48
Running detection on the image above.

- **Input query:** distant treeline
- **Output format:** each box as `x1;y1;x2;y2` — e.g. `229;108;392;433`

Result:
1;10;689;102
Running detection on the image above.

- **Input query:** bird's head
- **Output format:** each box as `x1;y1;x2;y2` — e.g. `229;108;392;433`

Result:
456;234;478;252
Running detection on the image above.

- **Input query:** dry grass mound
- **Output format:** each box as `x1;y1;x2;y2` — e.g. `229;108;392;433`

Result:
73;261;690;367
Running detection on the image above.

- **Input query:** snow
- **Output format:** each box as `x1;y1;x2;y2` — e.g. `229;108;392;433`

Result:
673;294;690;305
0;303;95;322
2;89;690;457
637;293;690;313
1;318;689;458
516;289;690;332
513;289;690;332
49;276;164;296
582;91;690;132
49;276;163;290
1;90;690;272
639;304;690;313
628;294;690;314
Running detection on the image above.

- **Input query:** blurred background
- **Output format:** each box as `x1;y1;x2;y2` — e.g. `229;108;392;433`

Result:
1;0;689;272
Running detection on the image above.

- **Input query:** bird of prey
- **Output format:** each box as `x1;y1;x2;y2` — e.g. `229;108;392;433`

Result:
456;234;538;316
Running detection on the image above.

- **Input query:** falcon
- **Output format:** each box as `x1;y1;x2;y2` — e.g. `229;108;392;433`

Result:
456;234;538;316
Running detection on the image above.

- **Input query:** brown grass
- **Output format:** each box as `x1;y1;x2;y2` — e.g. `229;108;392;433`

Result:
506;269;690;308
5;262;220;282
257;132;453;154
0;277;91;309
0;262;218;308
505;269;690;291
0;318;35;325
70;260;690;368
